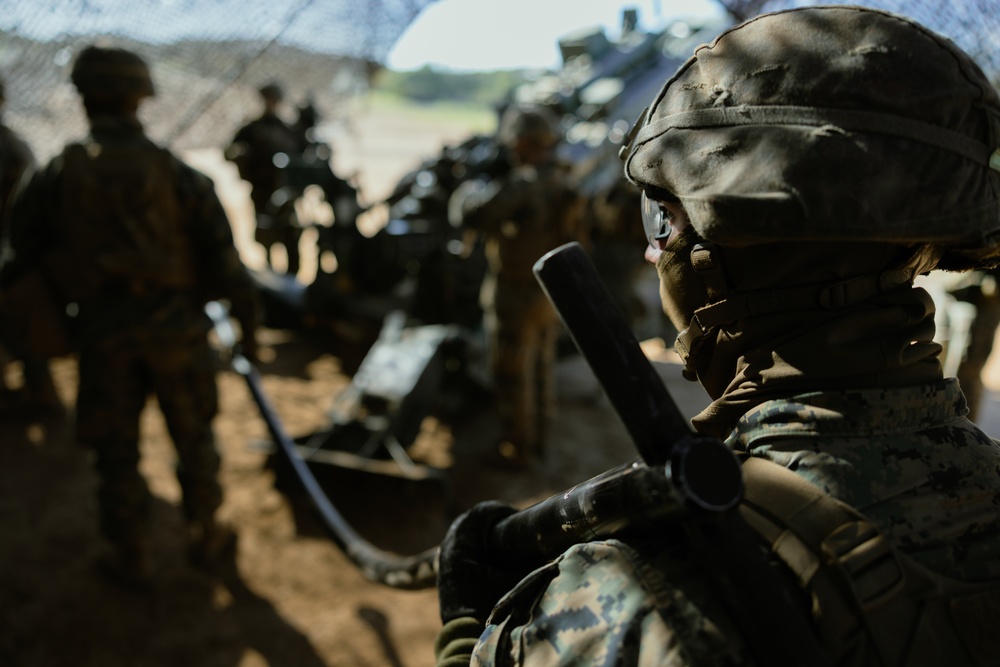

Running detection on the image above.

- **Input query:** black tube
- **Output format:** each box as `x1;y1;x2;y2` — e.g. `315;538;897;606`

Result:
491;436;743;564
236;353;439;590
532;242;690;465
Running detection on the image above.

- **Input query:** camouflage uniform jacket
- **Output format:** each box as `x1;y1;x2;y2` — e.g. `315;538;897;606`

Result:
225;111;298;207
0;121;34;231
456;158;582;295
3;116;257;344
437;379;1000;666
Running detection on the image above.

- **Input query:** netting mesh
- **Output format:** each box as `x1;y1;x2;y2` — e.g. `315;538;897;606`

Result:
715;0;1000;85
0;0;434;161
4;1;1000;163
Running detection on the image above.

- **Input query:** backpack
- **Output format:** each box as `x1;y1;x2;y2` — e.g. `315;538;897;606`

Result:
52;140;197;301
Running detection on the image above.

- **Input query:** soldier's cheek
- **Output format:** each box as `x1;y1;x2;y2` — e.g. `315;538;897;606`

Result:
645;243;662;267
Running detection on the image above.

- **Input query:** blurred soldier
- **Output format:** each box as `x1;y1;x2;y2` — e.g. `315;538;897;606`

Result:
0;76;60;412
291;98;321;152
435;7;1000;665
949;268;1000;420
225;82;303;276
0;78;33;222
287;98;362;230
449;104;584;467
4;45;260;587
586;176;673;341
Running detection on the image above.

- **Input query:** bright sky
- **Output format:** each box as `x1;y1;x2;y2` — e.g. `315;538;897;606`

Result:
386;0;725;71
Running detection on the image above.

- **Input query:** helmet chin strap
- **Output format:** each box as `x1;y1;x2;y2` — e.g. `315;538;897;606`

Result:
674;244;941;381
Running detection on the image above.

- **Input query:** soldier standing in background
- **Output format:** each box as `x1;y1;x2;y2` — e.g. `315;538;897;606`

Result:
0;78;33;219
449;105;584;467
435;7;1000;665
950;268;1000;420
225;82;303;276
3;45;260;587
0;76;60;413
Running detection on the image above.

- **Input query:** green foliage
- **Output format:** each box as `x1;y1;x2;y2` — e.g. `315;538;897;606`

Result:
374;65;531;108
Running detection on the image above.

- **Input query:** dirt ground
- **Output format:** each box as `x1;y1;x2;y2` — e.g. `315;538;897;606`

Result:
3;101;1000;667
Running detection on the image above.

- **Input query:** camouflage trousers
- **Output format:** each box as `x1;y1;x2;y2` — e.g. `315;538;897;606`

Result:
484;285;560;459
75;327;221;547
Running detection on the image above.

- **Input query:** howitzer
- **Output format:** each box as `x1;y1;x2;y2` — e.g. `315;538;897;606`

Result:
252;136;493;340
208;299;740;587
206;300;440;589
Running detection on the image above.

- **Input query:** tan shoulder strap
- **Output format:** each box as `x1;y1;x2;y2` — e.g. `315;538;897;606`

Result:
739;455;1000;666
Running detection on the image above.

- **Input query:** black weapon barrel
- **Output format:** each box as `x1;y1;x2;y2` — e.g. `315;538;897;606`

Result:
491;436;743;564
532;242;690;466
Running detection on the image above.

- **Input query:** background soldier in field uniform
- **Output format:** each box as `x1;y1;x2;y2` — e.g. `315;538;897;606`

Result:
225;82;303;276
434;7;1000;665
0;76;60;412
3;45;259;587
0;78;33;220
449;105;584;467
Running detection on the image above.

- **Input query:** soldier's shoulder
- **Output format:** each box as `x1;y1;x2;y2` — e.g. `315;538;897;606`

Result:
479;539;740;667
172;156;217;193
0;123;18;148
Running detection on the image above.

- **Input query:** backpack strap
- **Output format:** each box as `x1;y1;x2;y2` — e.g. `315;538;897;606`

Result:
739;455;1000;666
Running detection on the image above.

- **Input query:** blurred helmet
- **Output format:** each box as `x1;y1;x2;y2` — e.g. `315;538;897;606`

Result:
71;45;155;100
497;104;560;149
259;82;284;102
297;101;318;128
623;6;1000;271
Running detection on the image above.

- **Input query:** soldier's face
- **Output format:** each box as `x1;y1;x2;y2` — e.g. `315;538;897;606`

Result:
641;194;705;331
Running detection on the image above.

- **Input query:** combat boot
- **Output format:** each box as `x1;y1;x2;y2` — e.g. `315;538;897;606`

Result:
188;517;237;566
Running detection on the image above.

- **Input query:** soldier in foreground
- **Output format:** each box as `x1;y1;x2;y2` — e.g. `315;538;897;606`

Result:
434;6;1000;665
225;82;303;276
4;45;259;587
449;105;584;467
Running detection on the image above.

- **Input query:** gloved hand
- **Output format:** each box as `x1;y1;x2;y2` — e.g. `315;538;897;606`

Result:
437;500;521;624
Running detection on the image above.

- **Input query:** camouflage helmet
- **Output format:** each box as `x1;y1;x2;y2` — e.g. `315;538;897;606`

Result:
623;6;1000;271
259;82;284;101
71;45;155;100
497;104;560;149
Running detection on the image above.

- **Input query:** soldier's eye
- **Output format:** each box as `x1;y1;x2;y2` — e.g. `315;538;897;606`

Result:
641;192;674;243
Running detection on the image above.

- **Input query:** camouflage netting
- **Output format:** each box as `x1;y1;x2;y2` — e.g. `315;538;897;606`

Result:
2;0;998;165
0;0;435;161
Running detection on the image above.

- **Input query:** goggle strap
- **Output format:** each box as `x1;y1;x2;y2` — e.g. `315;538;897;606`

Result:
674;271;913;378
690;243;728;300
